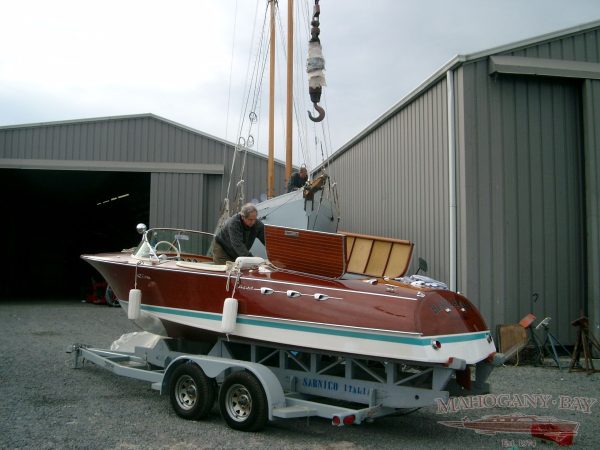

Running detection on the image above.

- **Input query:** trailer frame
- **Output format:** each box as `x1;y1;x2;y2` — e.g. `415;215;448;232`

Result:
68;332;497;431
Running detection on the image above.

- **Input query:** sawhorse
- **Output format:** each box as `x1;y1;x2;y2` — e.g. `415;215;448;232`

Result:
569;316;600;374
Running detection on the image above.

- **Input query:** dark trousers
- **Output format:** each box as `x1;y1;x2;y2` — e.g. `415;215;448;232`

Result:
212;241;232;264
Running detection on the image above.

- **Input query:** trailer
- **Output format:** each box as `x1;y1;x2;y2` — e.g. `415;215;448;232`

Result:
68;333;500;431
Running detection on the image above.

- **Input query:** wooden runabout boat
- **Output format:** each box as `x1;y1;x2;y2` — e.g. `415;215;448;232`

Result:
82;1;497;371
82;223;496;366
75;4;502;434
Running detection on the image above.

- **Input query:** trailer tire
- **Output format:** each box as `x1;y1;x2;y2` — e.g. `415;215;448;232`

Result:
219;371;268;431
169;363;215;420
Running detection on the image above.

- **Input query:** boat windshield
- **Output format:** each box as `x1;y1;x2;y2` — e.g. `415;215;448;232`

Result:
132;228;215;262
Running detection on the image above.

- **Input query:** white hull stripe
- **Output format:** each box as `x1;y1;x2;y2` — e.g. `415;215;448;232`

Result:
141;304;490;346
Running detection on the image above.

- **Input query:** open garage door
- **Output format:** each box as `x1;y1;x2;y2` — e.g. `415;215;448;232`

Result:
0;169;150;300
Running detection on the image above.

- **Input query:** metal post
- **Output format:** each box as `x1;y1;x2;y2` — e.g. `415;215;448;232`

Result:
285;0;294;184
268;0;276;198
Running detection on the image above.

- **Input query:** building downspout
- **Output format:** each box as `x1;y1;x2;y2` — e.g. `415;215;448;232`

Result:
446;70;457;292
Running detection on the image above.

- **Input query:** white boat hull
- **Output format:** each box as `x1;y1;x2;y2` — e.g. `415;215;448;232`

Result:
129;302;495;365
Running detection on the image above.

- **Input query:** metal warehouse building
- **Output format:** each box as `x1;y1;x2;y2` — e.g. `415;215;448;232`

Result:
324;20;600;344
0;114;285;299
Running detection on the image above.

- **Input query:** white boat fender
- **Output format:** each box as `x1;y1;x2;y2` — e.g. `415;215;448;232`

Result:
234;256;265;270
128;289;142;320
221;297;238;333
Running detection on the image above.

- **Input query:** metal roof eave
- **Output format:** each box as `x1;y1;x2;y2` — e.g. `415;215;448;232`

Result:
0;113;287;167
489;55;600;80
462;18;600;62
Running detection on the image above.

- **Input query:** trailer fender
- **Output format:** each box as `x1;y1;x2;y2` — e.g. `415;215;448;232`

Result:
162;355;286;420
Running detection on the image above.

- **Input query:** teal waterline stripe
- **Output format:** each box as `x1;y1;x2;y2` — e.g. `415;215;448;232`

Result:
141;304;488;345
144;304;221;322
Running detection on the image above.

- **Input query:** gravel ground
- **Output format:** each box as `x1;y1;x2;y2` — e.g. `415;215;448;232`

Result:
1;299;599;449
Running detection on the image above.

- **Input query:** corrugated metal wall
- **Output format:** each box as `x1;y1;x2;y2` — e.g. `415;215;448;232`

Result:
0;115;286;231
150;173;213;230
324;25;599;344
584;79;600;340
329;79;450;280
459;63;585;344
456;27;600;344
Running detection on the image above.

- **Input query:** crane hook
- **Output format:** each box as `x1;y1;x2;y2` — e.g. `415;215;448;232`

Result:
308;103;325;122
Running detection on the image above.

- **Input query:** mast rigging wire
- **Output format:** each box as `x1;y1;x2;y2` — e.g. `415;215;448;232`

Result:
222;0;335;223
216;1;270;233
225;0;239;142
225;2;270;203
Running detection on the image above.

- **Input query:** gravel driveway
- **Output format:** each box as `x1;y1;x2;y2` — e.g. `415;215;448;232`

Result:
1;299;599;449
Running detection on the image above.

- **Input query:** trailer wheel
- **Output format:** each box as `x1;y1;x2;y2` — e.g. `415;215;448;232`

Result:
219;371;268;431
169;364;215;420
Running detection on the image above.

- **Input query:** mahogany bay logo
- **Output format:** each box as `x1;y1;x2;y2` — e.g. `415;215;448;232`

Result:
435;394;597;447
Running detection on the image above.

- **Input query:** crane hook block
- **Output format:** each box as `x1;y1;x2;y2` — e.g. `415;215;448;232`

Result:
308;103;325;122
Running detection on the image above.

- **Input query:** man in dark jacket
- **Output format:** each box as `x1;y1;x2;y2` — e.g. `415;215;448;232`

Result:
287;166;308;192
213;203;265;264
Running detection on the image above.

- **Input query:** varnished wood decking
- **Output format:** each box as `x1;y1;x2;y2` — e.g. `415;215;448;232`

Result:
265;225;346;278
264;225;413;280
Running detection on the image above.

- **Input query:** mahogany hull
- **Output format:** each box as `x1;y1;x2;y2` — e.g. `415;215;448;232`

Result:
83;253;496;365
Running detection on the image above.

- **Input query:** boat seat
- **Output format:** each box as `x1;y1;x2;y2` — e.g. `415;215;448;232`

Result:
175;261;228;272
341;232;414;278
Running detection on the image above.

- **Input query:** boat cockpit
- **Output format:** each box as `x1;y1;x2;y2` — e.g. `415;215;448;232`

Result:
132;225;215;263
130;223;416;282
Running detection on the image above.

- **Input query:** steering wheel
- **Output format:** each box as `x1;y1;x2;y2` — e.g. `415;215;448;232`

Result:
154;240;181;260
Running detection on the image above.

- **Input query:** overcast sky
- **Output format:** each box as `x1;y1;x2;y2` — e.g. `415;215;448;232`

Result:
1;0;600;169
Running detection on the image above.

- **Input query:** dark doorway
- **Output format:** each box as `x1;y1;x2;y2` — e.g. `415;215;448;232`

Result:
0;169;150;299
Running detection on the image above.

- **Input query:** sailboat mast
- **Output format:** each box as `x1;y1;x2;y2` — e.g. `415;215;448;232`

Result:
267;0;276;198
285;0;293;182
